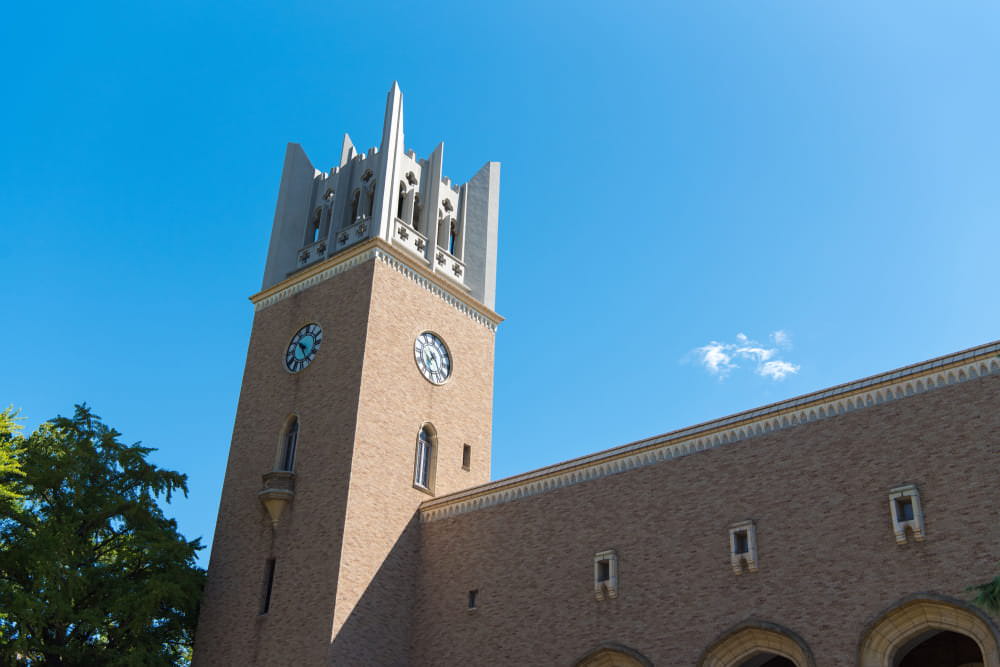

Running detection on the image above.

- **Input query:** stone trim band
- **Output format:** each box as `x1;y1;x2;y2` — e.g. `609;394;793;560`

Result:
420;341;1000;523
250;238;502;330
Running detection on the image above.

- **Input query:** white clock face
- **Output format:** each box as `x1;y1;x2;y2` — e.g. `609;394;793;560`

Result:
414;332;451;384
285;323;323;373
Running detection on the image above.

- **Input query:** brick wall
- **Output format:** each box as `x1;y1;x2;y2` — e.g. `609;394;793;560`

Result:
413;374;1000;666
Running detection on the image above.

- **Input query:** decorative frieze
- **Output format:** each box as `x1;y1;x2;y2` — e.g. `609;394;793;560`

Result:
252;240;501;331
420;344;1000;523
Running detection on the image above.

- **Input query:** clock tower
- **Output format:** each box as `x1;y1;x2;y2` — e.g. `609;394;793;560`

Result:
194;83;501;665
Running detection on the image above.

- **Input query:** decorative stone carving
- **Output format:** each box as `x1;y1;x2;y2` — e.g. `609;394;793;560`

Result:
259;471;296;526
317;242;327;254
299;250;310;264
415;238;426;251
357;223;367;235
452;263;463;277
397;224;409;240
338;232;348;243
436;252;446;266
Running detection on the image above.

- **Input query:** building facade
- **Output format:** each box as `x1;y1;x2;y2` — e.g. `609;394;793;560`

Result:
195;85;1000;667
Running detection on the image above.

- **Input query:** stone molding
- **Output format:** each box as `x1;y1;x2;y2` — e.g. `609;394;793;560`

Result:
420;341;1000;523
857;594;1000;667
699;620;816;667
250;238;502;331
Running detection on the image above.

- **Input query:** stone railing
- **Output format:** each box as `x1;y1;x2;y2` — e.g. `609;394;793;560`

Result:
333;217;371;252
392;217;430;261
433;246;465;284
296;239;328;268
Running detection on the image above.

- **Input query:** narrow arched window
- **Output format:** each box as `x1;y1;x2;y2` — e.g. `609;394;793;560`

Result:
365;183;376;218
448;220;457;254
309;208;322;243
414;426;433;490
413;195;422;232
350;190;360;223
397;182;407;220
280;418;298;471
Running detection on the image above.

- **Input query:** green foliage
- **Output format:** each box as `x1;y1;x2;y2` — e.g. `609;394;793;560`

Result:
0;407;25;508
972;574;1000;616
0;405;205;665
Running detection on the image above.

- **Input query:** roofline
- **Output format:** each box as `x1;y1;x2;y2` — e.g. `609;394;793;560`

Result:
420;340;1000;522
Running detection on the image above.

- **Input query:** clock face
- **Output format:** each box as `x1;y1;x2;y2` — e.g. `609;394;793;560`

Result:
285;323;323;373
414;332;451;384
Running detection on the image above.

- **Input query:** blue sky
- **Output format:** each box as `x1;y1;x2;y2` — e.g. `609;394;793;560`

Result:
3;1;999;564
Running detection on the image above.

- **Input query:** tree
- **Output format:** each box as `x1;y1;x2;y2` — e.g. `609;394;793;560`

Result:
0;407;24;508
0;405;205;665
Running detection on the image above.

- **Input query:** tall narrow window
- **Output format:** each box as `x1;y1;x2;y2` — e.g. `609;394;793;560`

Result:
350;190;360;223
462;444;471;471
309;208;322;243
280;418;298;472
467;589;478;610
448;220;458;254
414;426;433;490
397;182;407;220
413;195;422;232
261;559;276;614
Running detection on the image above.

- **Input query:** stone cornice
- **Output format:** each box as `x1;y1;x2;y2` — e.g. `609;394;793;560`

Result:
249;238;503;330
420;341;1000;523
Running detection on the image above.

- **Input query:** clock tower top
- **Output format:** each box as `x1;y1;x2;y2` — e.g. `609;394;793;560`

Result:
261;82;501;310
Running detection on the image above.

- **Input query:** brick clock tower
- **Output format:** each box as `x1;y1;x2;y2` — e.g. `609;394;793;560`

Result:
195;84;501;665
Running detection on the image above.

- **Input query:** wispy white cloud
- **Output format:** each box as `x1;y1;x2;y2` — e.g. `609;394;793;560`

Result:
759;360;800;380
692;331;800;381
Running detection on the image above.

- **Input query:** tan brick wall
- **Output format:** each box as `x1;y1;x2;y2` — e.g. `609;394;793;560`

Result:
195;256;495;666
413;375;1000;666
330;259;495;664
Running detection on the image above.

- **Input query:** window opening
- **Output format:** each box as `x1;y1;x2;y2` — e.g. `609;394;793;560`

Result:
462;444;471;471
261;559;276;614
467;589;478;610
413;195;422;232
397;182;407;219
448;220;457;254
593;550;619;600
889;484;925;544
280;418;298;471
414;427;432;490
733;530;749;555
729;520;758;574
350;190;360;223
896;497;915;522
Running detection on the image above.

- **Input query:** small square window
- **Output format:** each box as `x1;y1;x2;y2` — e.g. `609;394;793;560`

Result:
889;484;925;544
593;550;619;600
729;520;758;575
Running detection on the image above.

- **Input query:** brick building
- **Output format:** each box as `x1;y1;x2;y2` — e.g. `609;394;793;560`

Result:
194;85;1000;667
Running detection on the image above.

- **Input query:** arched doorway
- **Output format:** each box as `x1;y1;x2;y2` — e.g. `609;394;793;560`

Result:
699;622;814;667
859;596;999;667
738;655;796;667
574;643;652;667
895;630;983;666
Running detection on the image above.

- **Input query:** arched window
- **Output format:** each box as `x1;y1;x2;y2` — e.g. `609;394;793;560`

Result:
309;208;322;244
448;219;458;254
414;426;434;491
350;190;360;223
280;418;299;472
397;182;407;220
365;183;376;218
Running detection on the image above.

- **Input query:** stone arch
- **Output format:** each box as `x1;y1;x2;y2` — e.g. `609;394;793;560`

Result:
699;620;815;667
574;642;652;667
859;594;1000;667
